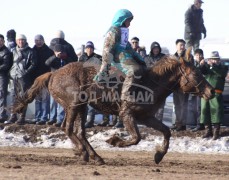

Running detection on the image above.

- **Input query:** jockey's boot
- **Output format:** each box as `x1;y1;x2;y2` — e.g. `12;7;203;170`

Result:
98;114;110;126
110;115;118;126
202;124;213;138
4;113;17;124
212;123;220;140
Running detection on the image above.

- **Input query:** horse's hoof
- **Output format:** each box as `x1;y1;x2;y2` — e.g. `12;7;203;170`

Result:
106;136;123;147
82;152;89;162
95;158;105;166
154;151;164;164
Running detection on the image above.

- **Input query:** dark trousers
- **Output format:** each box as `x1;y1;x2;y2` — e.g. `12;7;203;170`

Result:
173;90;189;126
0;75;9;119
10;76;32;117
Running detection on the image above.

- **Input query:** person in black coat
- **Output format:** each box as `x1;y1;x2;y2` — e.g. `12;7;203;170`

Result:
30;35;54;125
0;34;13;122
184;0;206;51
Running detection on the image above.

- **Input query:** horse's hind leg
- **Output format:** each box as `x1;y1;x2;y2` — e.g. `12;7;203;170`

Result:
64;106;89;162
73;105;105;165
142;116;171;164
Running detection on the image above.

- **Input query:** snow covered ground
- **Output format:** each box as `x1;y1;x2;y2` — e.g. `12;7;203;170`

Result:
0;127;228;155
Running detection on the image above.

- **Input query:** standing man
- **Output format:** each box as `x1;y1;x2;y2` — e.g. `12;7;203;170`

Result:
191;49;205;131
144;41;166;122
5;34;37;125
172;39;193;131
31;34;54;125
6;29;16;52
200;51;228;140
0;34;13;123
184;0;206;51
131;37;146;58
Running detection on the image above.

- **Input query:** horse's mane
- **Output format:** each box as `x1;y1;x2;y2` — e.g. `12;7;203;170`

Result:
149;55;180;76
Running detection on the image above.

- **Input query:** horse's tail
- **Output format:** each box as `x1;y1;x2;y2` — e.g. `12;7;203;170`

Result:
14;72;53;113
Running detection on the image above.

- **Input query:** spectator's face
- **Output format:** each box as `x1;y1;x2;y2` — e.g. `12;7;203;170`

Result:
209;58;220;65
0;38;4;48
16;39;26;48
35;39;44;48
194;2;202;9
194;53;204;62
176;42;186;54
131;40;139;49
152;47;160;55
85;47;94;56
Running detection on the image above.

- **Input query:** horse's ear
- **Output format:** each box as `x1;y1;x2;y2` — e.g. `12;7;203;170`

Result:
185;47;192;62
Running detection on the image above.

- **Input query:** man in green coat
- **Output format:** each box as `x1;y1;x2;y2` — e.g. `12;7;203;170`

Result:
200;51;228;140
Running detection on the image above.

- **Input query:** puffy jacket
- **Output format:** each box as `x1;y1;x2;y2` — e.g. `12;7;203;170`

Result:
11;45;37;79
0;45;13;75
79;52;102;62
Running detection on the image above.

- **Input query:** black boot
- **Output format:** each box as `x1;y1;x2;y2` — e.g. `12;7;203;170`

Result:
85;115;94;128
4;114;17;124
98;114;109;126
202;124;213;138
213;123;220;140
110;115;118;126
192;123;205;132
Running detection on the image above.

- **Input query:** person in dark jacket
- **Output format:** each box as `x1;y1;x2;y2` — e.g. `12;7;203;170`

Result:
49;30;78;62
200;51;228;140
144;41;166;122
171;39;194;131
6;29;16;52
79;41;112;128
30;34;54;125
46;42;76;127
0;34;13;123
5;34;37;125
190;49;205;132
131;37;147;58
184;0;206;51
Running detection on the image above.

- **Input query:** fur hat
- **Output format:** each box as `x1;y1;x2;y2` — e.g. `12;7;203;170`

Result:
55;30;65;39
16;34;27;40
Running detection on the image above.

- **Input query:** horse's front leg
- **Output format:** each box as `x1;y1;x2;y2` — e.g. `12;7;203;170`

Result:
106;106;141;147
142;116;171;164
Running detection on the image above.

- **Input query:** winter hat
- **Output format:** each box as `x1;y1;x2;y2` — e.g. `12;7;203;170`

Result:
16;34;27;40
85;41;94;49
54;44;64;52
34;34;44;41
209;51;220;59
194;0;204;4
6;29;16;40
55;30;65;39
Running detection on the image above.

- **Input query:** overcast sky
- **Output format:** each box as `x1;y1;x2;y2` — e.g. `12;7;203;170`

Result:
1;0;229;53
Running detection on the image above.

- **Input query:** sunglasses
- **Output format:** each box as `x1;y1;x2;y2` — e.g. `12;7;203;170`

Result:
131;41;139;44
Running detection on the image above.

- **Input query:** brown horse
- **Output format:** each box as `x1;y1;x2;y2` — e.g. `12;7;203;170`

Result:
14;49;214;165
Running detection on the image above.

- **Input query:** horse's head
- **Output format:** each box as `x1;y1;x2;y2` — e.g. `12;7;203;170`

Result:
178;48;214;100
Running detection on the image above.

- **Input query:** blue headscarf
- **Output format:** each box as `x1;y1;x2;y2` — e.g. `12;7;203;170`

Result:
111;9;133;27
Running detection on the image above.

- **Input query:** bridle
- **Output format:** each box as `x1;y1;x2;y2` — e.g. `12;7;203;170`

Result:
178;66;204;95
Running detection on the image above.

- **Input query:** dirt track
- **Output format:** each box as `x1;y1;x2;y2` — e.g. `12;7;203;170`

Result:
0;124;229;179
0;147;229;180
